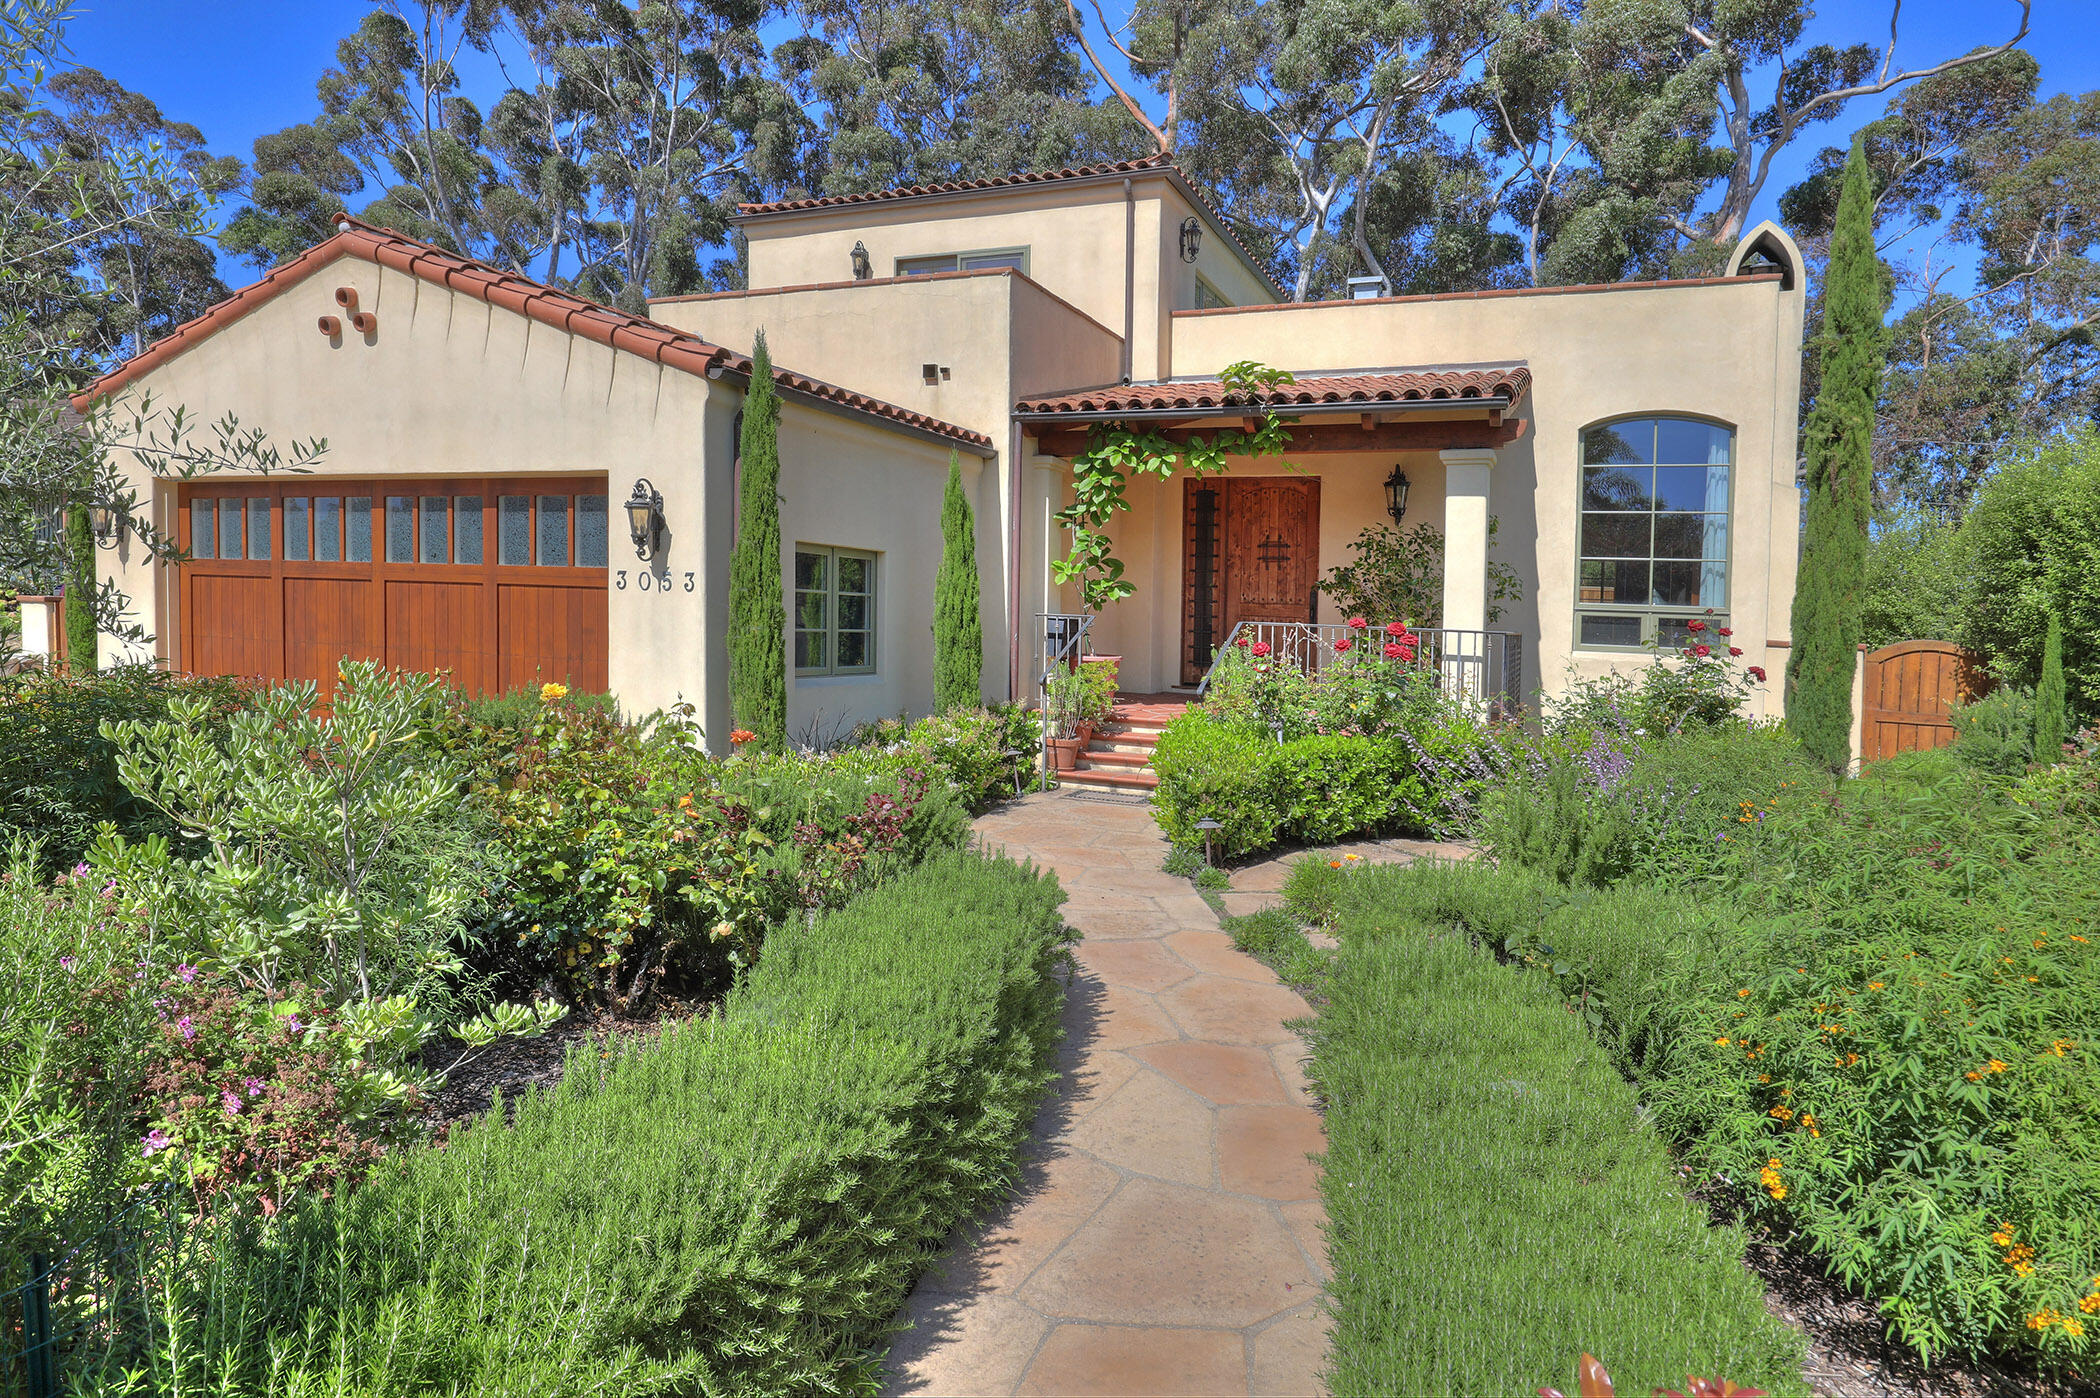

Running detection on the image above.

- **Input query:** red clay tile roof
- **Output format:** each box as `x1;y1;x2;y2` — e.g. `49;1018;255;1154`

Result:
1014;366;1531;417
736;155;1174;216
71;215;993;454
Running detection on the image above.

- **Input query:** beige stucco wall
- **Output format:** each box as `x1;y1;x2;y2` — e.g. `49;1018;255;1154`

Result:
1166;277;1807;710
651;273;1123;700
92;251;719;714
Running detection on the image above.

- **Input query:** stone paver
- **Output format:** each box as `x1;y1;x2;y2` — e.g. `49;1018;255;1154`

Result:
884;795;1332;1397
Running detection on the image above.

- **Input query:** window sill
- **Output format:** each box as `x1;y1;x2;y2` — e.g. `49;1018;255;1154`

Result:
794;672;880;686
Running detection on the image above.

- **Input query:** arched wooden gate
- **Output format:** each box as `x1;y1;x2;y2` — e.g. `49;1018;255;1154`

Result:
1861;640;1994;763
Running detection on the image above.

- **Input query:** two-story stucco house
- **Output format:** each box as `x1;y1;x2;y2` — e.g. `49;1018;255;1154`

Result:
85;153;1807;758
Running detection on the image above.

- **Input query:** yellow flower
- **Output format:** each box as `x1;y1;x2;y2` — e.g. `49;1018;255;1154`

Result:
1991;1225;2016;1248
2078;1293;2100;1315
2030;1309;2061;1331
1987;1059;2008;1074
540;682;569;702
1769;1104;1793;1121
1344;853;1362;862
1737;988;1751;998
2065;1317;2087;1339
1715;1037;1731;1046
1868;981;1885;990
2051;1039;2075;1057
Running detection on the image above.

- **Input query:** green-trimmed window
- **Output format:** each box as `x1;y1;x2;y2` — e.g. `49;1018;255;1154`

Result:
794;546;877;675
1576;416;1733;649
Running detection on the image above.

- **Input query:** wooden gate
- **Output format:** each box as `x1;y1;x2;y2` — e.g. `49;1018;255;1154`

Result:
1861;640;1993;763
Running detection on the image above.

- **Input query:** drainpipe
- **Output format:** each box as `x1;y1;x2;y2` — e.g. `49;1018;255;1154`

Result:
1121;178;1135;385
1009;419;1025;701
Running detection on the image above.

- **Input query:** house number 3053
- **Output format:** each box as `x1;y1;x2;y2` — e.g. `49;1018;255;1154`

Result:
615;571;694;594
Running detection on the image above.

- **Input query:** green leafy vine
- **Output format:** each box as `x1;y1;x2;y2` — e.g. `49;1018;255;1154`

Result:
1051;361;1300;610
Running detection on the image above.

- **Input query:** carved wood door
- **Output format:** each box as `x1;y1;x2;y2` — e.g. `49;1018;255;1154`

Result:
1181;476;1320;682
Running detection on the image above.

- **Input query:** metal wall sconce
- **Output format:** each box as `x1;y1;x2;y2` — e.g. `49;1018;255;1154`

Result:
624;478;665;560
1383;466;1411;525
1178;216;1202;263
89;499;123;549
850;241;872;280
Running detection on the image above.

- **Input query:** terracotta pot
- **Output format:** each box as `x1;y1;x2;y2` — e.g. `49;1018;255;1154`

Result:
1047;736;1084;771
1077;720;1095;746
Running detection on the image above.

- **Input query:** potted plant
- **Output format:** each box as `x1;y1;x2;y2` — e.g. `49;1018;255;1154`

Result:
1044;666;1090;770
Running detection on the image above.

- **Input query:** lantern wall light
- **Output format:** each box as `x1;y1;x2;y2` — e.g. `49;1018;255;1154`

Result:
1178;216;1202;263
625;478;665;560
89;499;123;549
1383;466;1411;526
850;240;872;280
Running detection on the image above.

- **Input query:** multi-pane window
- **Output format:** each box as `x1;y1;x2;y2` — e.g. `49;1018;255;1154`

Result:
179;491;607;570
1576;417;1733;649
794;546;877;675
896;247;1028;276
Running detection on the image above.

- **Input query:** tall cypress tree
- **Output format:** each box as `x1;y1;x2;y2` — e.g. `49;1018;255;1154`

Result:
933;453;984;712
2035;613;2068;764
1787;138;1891;772
728;331;786;751
64;502;97;671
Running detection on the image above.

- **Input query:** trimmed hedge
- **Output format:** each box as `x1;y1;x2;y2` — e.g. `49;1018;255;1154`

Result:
1314;863;1808;1397
143;849;1074;1395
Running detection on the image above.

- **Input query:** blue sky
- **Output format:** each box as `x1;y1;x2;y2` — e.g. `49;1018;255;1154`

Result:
57;0;2096;293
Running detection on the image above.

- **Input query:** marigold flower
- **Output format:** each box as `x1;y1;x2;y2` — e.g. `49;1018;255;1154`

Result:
2066;1317;2087;1339
1769;1104;1793;1120
1868;982;1884;990
1987;1059;2008;1074
1991;1225;2015;1248
540;682;568;702
2079;1293;2100;1315
2051;1039;2075;1057
1737;988;1751;998
1715;1037;1731;1046
2031;1309;2061;1331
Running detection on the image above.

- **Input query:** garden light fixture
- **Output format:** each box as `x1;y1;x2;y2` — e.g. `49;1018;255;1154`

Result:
1179;216;1202;263
1195;817;1223;867
850;241;872;280
1383;466;1411;525
624;478;664;560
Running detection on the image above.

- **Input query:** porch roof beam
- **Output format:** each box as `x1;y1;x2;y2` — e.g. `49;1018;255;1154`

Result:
1011;394;1517;426
1029;415;1528;458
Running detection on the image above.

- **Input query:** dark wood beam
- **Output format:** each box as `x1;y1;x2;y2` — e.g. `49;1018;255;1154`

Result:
1031;416;1529;458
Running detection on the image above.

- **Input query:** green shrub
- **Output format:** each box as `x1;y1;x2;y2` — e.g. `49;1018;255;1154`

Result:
2036;614;2069;763
1862;505;1972;650
1947;685;2036;777
1314;866;1807;1396
1445;729;2100;1366
728;331;787;750
839;704;1040;808
123;849;1074;1396
0;664;249;873
452;682;621;737
933;454;984;712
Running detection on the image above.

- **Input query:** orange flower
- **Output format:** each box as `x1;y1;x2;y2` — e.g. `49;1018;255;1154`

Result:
729;728;757;746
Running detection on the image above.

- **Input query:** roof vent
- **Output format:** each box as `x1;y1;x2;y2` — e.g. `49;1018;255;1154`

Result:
1346;275;1390;301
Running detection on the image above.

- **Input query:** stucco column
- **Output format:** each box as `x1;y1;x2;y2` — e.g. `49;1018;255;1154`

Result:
1028;454;1068;658
1438;447;1496;635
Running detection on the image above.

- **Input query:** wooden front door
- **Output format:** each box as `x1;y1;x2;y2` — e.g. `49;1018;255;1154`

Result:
1180;476;1321;683
1861;639;1993;763
174;477;609;700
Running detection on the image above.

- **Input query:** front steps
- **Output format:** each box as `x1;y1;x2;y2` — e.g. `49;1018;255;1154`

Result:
1060;698;1186;793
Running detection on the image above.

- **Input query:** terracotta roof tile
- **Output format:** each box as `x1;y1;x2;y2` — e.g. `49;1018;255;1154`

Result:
1014;366;1531;416
72;216;992;454
736;155;1173;216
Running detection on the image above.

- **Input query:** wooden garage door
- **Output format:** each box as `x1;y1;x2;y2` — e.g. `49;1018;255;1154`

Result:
175;478;609;699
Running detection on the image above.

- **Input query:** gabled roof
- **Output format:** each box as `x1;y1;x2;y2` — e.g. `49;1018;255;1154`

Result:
72;215;993;455
1014;366;1531;418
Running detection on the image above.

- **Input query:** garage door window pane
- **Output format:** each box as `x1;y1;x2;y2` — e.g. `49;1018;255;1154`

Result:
419;497;448;563
189;499;215;558
248;499;272;560
284;497;310;560
576;494;607;567
218;499;243;559
347;498;372;562
499;496;529;565
385;497;414;562
454;497;482;564
536;496;569;566
315;498;342;561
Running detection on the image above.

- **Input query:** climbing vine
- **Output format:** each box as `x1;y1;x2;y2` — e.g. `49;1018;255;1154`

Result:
1052;361;1299;610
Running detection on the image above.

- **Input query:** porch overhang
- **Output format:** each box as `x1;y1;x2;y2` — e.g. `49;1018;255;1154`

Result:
1015;364;1531;457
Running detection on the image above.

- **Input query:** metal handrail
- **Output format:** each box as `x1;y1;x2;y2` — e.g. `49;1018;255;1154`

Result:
1197;620;1525;720
1034;613;1095;790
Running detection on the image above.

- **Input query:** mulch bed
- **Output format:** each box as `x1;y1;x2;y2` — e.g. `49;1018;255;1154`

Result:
420;997;708;1132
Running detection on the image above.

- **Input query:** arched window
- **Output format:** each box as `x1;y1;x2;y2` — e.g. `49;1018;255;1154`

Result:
1576;416;1733;650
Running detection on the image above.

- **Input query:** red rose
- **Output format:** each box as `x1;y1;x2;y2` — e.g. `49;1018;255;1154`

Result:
1717;626;1733;637
1687;619;1706;633
1693;643;1712;657
1235;637;1249;648
1335;637;1353;652
1250;641;1271;658
1384;641;1416;660
1748;665;1767;682
1346;616;1369;630
1728;646;1743;657
1386;621;1409;637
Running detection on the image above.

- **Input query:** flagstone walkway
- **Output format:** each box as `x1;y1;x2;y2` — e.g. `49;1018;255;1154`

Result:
883;793;1333;1398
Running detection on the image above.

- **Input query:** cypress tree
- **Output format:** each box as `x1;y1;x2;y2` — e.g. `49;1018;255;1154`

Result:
64;502;97;671
933;453;984;712
728;331;786;751
1787;138;1890;772
2035;613;2068;764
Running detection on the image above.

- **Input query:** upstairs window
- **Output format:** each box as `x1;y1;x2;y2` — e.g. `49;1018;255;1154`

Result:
895;247;1028;277
1575;416;1733;649
1193;275;1230;310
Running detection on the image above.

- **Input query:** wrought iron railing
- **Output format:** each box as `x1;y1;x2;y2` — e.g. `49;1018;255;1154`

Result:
1198;620;1525;720
1034;613;1095;789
